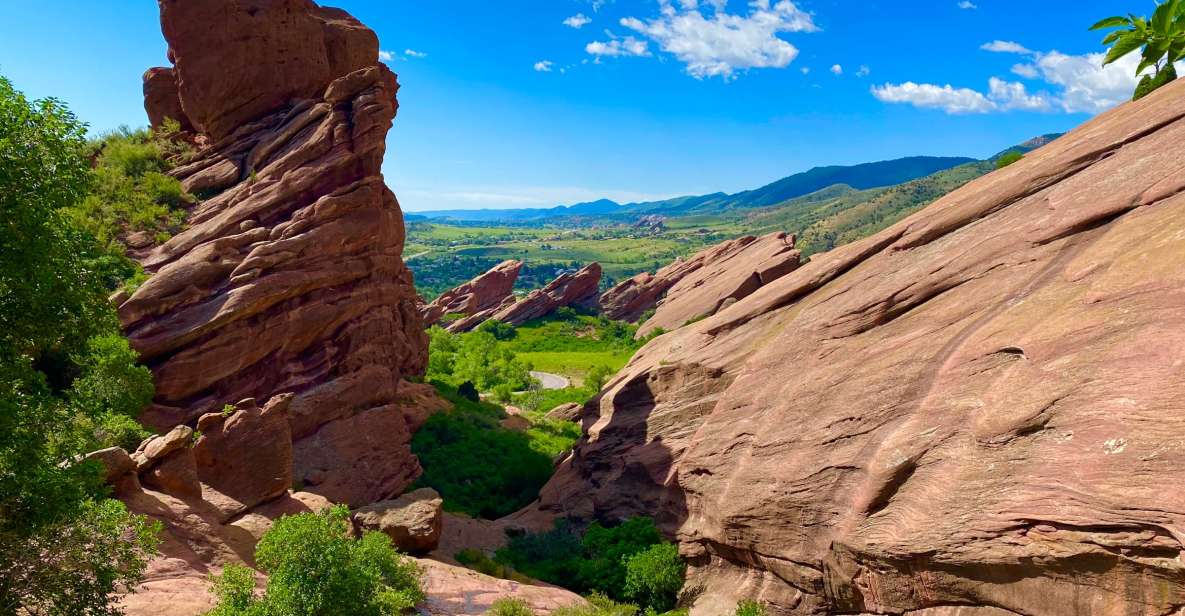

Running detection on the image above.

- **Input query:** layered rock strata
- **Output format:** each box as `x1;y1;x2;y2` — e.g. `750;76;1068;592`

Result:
526;78;1185;615
598;231;801;338
124;0;428;507
421;259;522;327
449;262;602;331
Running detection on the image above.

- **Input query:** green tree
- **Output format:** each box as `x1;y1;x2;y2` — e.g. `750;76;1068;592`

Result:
1;75;159;615
584;364;613;392
622;543;685;613
208;505;424;615
485;597;536;616
1092;1;1185;100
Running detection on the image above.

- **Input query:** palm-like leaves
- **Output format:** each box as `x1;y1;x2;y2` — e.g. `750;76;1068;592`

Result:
1091;0;1185;99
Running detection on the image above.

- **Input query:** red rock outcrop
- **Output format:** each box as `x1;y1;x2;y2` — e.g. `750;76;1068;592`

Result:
421;259;522;327
525;79;1185;615
599;231;800;337
142;67;193;132
451;263;602;331
123;0;429;507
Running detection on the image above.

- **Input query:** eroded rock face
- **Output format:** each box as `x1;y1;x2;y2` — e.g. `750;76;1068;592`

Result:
421;259;522;327
451;263;602;331
612;231;801;338
193;396;294;521
527;80;1185;615
124;0;428;507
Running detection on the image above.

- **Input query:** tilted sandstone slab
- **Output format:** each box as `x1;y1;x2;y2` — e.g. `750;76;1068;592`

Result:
450;263;602;332
525;79;1185;615
421;259;522;327
631;231;800;338
122;0;429;507
600;232;799;328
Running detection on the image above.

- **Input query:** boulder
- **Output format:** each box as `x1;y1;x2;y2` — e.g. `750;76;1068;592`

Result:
121;0;429;509
421;260;522;327
82;447;135;483
132;425;192;471
525;78;1185;614
452;263;602;331
419;558;586;616
544;402;583;422
141;448;202;499
352;487;444;553
192;396;293;521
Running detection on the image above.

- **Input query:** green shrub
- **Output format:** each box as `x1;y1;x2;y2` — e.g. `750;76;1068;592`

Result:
457;381;480;402
478;319;518;341
485;597;536;616
994;150;1023;169
495;517;676;609
734;600;768;616
552;593;639;616
1;75;160;615
584;364;613;391
411;383;555;518
207;505;424;615
623;543;685;613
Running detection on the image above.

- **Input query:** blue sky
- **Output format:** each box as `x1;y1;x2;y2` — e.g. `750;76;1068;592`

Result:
0;1;1141;211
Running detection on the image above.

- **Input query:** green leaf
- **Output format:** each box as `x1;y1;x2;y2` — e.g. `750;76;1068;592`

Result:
1104;32;1147;65
1153;1;1173;34
1090;15;1130;30
1102;30;1125;45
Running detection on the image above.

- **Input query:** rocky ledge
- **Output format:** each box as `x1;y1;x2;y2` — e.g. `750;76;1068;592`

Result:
449;262;602;331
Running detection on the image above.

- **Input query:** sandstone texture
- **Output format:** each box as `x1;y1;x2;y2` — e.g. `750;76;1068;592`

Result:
125;0;429;508
527;79;1185;615
451;263;602;331
545;402;584;422
600;231;800;338
352;487;444;554
421;259;522;327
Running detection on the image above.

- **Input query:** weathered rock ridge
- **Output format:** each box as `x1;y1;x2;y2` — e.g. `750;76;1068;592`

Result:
526;79;1185;615
599;231;801;337
449;262;602;331
421;259;522;327
124;0;428;507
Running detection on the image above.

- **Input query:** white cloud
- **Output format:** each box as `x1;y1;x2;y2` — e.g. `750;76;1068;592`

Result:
586;36;650;57
801;66;810;74
564;13;593;28
870;82;996;114
378;50;395;62
872;41;1175;115
534;60;554;72
1010;63;1040;79
987;77;1053;111
856;65;870;77
957;1;977;9
981;40;1032;54
404;49;428;59
613;0;819;80
830;64;843;75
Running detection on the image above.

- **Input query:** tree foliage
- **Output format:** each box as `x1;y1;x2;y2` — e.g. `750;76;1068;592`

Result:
0;75;159;615
495;517;682;611
208;506;424;616
1092;1;1185;99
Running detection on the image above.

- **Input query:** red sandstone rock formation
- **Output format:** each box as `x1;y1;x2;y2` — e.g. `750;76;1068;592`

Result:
122;0;429;507
525;79;1185;615
421;259;522;327
599;231;801;337
450;263;603;331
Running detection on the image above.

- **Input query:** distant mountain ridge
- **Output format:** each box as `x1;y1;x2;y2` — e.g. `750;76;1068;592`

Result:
413;155;977;223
